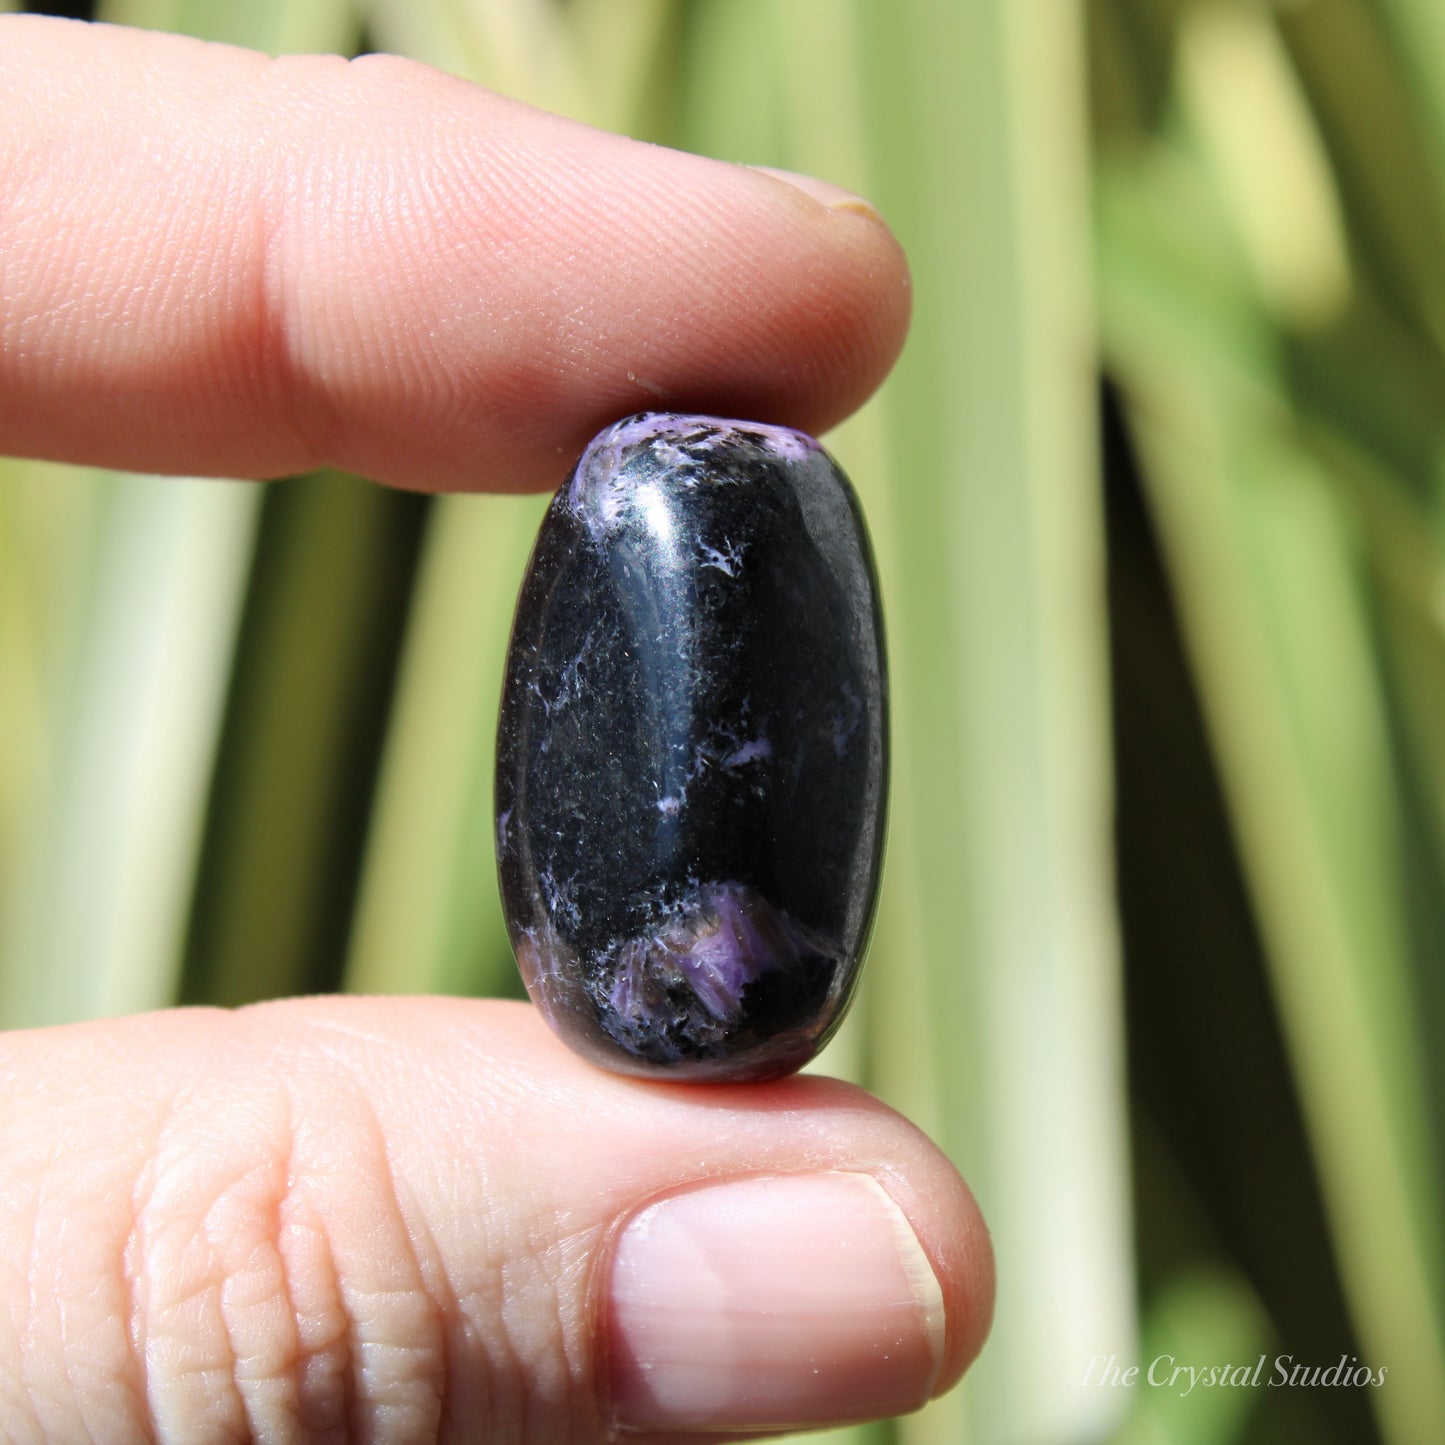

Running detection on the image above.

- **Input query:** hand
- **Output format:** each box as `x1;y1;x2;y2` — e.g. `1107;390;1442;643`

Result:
0;15;993;1443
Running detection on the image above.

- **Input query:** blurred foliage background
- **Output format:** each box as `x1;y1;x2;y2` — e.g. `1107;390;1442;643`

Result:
2;0;1443;1441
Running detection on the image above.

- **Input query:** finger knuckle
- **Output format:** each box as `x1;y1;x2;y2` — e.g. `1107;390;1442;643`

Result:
125;1072;448;1441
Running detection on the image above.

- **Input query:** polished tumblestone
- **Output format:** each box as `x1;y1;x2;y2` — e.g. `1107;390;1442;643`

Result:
495;413;887;1081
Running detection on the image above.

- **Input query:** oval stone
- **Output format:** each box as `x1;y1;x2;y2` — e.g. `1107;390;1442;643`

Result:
495;412;887;1081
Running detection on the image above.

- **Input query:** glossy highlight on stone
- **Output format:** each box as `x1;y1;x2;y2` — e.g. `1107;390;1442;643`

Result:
495;413;887;1081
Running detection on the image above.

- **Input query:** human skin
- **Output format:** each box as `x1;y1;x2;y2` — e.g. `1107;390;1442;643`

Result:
0;15;994;1443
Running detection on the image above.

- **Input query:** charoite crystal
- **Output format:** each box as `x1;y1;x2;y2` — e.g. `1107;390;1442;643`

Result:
495;413;887;1081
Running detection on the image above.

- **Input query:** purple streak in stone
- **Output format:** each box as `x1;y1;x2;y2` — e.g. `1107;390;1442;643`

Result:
601;882;839;1062
495;412;887;1081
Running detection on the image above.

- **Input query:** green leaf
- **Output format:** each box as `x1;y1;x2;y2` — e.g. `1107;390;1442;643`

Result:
178;472;426;1006
345;493;544;999
100;0;358;53
846;2;1131;1441
0;465;256;1026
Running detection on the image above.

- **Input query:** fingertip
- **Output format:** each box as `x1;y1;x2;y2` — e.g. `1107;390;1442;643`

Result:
659;159;913;449
930;1167;997;1394
604;1171;944;1433
831;1105;995;1404
598;1131;990;1436
321;136;916;492
746;164;888;221
0;19;914;488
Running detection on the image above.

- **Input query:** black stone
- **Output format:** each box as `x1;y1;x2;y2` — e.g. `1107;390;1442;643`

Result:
495;413;887;1081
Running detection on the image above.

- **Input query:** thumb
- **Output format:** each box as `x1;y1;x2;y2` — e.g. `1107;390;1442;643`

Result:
2;997;993;1442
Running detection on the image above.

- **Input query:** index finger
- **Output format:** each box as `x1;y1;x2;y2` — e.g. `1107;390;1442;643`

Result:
0;16;910;491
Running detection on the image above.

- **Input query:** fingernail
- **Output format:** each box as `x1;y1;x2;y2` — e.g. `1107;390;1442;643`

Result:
749;165;885;221
606;1171;946;1434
